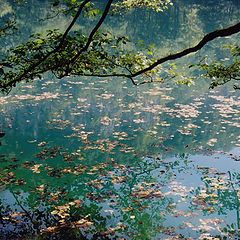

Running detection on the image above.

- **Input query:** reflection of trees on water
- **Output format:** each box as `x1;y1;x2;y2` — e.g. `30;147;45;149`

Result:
0;152;239;238
189;169;240;238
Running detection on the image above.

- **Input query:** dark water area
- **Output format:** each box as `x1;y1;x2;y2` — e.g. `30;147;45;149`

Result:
0;0;240;239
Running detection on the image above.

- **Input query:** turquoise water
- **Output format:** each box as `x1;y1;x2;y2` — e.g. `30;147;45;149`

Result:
0;0;240;239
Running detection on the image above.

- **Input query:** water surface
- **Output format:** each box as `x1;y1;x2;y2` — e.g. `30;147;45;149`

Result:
0;0;240;239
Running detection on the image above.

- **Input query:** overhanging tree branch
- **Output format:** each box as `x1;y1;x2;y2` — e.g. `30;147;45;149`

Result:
60;22;240;85
57;0;91;49
128;22;240;78
67;22;240;85
64;0;114;74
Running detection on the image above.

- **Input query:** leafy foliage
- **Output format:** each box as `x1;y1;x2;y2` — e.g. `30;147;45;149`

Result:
197;45;240;89
0;28;160;93
0;0;239;92
113;0;173;12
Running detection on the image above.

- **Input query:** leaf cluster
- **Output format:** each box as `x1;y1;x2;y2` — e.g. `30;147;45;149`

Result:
197;45;240;89
113;0;173;12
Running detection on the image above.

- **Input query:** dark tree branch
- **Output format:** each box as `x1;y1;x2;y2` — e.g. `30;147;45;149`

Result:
57;0;91;49
66;22;240;85
65;0;114;72
128;22;240;78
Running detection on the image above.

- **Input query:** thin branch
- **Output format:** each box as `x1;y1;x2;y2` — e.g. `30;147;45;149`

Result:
11;191;38;232
68;72;161;86
99;53;134;75
69;72;129;78
65;0;114;72
57;0;91;49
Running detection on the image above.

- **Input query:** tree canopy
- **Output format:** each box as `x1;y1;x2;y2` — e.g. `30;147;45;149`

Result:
0;0;239;93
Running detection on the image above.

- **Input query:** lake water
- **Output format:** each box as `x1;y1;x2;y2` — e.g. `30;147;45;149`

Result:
0;0;240;239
